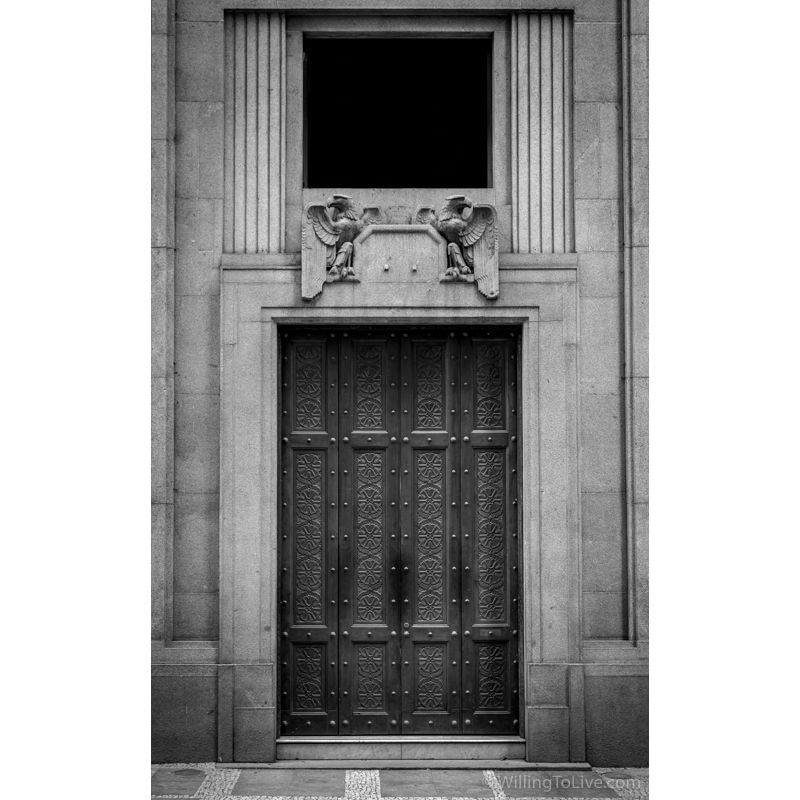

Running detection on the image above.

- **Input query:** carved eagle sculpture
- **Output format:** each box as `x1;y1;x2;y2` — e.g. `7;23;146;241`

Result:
302;194;385;300
414;195;499;300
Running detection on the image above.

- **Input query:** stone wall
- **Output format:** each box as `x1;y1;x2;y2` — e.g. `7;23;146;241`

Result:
152;0;648;766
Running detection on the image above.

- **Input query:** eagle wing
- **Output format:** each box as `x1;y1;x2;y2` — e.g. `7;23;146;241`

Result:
305;204;339;247
302;204;338;300
460;204;499;300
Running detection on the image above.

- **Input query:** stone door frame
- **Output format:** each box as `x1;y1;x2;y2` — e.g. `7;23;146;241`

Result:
218;266;583;762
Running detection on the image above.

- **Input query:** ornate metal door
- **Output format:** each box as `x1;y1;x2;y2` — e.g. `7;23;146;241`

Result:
280;328;519;737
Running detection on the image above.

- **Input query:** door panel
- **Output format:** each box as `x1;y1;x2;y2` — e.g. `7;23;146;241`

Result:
338;334;403;733
280;328;519;737
399;334;462;733
459;335;520;734
280;336;339;734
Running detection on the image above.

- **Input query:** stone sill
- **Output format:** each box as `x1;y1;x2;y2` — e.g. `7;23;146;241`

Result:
220;253;578;270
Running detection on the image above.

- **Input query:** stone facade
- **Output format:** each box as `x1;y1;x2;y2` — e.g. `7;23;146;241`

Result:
152;0;648;766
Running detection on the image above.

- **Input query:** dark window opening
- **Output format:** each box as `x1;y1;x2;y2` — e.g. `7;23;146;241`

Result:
304;38;491;188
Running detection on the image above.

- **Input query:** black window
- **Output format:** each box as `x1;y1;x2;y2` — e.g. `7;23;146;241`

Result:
304;38;491;188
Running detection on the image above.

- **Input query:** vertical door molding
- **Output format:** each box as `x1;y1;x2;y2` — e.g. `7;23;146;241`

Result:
511;12;574;254
224;12;286;254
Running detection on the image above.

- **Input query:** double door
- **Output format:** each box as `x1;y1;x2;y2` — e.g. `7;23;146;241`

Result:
279;327;520;736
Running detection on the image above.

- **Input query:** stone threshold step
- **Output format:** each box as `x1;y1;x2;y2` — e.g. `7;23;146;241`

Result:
217;760;593;770
278;736;525;743
275;737;527;762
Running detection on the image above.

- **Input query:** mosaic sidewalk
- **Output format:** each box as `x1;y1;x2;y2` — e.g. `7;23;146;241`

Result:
151;765;648;800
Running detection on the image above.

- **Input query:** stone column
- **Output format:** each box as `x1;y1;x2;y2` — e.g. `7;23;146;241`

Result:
511;13;574;254
223;12;286;254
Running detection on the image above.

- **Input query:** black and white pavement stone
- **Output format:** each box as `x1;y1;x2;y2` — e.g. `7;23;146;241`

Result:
151;765;648;800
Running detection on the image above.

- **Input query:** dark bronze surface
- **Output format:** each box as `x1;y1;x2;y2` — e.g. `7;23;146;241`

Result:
280;328;519;736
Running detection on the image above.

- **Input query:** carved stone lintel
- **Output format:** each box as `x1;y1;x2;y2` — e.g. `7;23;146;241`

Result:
301;195;499;300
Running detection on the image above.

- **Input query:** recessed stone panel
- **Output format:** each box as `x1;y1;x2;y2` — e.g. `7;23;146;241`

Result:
174;492;219;594
581;492;626;593
582;591;626;639
353;225;446;285
175;394;220;492
580;394;624;492
173;591;219;640
580;296;622;396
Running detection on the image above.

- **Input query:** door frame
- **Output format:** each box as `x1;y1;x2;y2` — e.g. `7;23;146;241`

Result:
219;272;582;762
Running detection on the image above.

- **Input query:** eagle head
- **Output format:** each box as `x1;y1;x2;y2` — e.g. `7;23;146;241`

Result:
441;194;474;220
327;194;358;220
